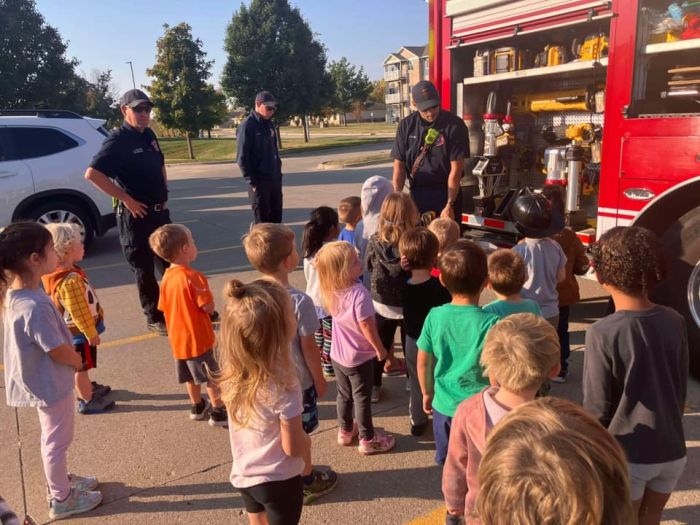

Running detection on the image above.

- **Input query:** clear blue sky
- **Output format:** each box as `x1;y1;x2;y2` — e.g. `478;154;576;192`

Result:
35;0;428;94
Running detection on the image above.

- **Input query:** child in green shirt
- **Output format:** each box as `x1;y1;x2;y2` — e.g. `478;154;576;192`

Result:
417;240;499;465
483;249;542;318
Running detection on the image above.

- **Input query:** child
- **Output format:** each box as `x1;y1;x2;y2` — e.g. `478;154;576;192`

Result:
42;223;114;415
1;222;102;519
482;249;542;318
427;217;460;277
511;191;567;327
442;313;560;523
302;206;340;378
584;226;688;525
242;223;338;505
354;175;393;278
148;224;227;426
337;196;361;245
217;279;311;525
365;192;418;400
315;241;395;454
417;240;499;465
477;397;634;525
398;227;451;436
541;185;590;383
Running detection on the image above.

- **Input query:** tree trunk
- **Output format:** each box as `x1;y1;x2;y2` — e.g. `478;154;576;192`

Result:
207;129;211;139
343;111;348;127
186;133;195;160
303;115;310;143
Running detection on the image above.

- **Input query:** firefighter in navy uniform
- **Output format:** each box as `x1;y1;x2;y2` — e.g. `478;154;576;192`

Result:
236;91;283;224
85;89;171;335
391;80;469;222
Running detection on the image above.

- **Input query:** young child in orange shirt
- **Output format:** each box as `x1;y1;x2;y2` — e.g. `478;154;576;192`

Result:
149;224;226;426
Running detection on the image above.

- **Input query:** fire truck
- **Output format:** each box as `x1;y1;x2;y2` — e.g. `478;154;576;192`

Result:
427;0;700;374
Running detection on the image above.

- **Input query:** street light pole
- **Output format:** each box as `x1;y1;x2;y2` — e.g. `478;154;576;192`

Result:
126;61;136;89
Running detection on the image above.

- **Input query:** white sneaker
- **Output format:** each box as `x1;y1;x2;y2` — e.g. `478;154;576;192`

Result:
68;473;99;491
48;488;102;520
371;386;381;403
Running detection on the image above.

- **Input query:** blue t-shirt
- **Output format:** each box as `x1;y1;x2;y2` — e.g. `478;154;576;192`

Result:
338;227;356;245
483;298;542;318
3;289;74;407
417;304;500;417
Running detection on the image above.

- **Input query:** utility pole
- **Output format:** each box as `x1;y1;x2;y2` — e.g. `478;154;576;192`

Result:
126;61;136;89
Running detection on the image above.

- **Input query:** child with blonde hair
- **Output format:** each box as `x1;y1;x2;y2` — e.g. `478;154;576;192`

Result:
442;313;560;523
2;222;102;519
243;223;338;504
337;196;362;245
217;279;311;525
42;223;114;414
428;218;460;277
315;241;395;454
477;397;634;525
365;192;419;400
149;224;227;426
483;249;541;318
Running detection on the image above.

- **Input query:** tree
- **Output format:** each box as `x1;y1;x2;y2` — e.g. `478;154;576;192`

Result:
84;70;121;129
368;79;386;104
146;23;222;159
0;0;88;110
199;86;229;138
221;0;329;144
327;57;372;126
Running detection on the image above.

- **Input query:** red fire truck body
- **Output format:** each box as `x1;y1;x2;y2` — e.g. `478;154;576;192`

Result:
428;0;700;373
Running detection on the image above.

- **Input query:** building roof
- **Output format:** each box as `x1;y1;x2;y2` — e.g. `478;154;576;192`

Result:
401;45;428;59
383;53;404;64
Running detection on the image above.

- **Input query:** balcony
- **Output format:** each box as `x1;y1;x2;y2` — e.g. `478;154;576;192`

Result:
385;70;401;81
385;93;402;104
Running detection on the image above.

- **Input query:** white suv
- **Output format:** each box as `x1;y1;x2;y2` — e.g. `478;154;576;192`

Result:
0;110;116;247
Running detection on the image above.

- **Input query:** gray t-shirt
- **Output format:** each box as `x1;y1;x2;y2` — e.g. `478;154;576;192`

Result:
513;238;567;319
583;305;688;464
3;288;74;407
287;286;320;390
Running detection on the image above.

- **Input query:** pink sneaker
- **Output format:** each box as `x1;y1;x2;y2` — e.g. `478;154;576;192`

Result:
358;431;396;455
337;422;358;446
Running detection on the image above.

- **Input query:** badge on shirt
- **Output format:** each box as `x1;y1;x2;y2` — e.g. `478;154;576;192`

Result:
132;148;144;154
435;135;445;147
151;140;160;152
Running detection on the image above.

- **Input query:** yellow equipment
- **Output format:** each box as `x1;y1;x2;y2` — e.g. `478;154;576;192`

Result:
572;33;609;61
565;123;594;142
534;45;567;67
512;88;594;113
492;47;522;73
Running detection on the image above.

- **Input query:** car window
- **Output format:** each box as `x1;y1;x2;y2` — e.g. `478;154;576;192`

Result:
0;128;19;162
3;127;79;160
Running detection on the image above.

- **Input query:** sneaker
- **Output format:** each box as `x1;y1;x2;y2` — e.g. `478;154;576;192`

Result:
323;369;335;378
68;473;98;492
371;386;381;403
91;381;111;398
410;422;427;437
337;422;358;446
552;369;568;384
146;321;168;336
190;399;210;420
302;468;338;505
48;488;102;520
358;432;396;455
77;396;115;415
209;405;228;427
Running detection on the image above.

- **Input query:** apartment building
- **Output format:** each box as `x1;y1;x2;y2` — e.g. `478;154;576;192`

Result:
383;45;429;123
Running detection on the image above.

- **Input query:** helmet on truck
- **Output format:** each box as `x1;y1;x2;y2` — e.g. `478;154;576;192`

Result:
510;190;565;239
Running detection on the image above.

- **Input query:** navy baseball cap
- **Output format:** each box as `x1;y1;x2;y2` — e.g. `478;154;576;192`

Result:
119;89;153;108
255;91;278;106
411;81;440;111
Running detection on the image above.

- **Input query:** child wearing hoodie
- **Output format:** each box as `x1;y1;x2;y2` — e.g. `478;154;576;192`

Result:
365;192;418;402
354;175;393;285
442;313;560;524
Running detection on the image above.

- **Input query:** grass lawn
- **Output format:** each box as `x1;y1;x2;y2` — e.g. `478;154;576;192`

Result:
160;136;392;163
282;122;398;136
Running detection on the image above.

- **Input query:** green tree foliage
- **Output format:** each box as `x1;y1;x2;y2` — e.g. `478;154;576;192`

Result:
146;23;223;159
84;70;121;129
221;0;330;143
0;0;86;110
328;57;372;126
199;87;229;138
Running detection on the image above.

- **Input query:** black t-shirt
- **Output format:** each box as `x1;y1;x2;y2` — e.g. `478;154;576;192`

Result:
404;276;452;339
90;123;167;204
391;110;469;188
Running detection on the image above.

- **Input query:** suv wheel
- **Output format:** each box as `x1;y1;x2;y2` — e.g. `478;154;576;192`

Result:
29;200;95;248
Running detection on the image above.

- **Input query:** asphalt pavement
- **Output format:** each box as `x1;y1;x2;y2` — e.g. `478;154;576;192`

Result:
1;145;698;524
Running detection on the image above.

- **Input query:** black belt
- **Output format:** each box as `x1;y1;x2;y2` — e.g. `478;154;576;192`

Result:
146;203;167;211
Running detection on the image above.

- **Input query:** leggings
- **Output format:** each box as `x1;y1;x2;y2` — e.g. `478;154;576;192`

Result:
374;313;405;387
238;475;303;525
37;393;75;501
314;316;333;375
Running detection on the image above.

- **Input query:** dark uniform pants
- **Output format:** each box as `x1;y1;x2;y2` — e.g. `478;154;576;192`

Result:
249;178;283;224
410;185;462;224
117;206;171;324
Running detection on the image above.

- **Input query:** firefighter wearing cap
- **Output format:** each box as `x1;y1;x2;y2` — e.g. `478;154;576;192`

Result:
85;89;171;335
236;91;283;223
391;80;469;221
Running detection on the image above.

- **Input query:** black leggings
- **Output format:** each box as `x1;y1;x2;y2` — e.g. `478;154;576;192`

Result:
374;314;405;387
237;475;303;525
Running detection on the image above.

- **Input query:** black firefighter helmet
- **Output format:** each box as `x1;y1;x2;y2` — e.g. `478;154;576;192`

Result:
510;189;565;239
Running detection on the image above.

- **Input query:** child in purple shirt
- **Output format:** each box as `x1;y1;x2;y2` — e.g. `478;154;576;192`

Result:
315;241;396;455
